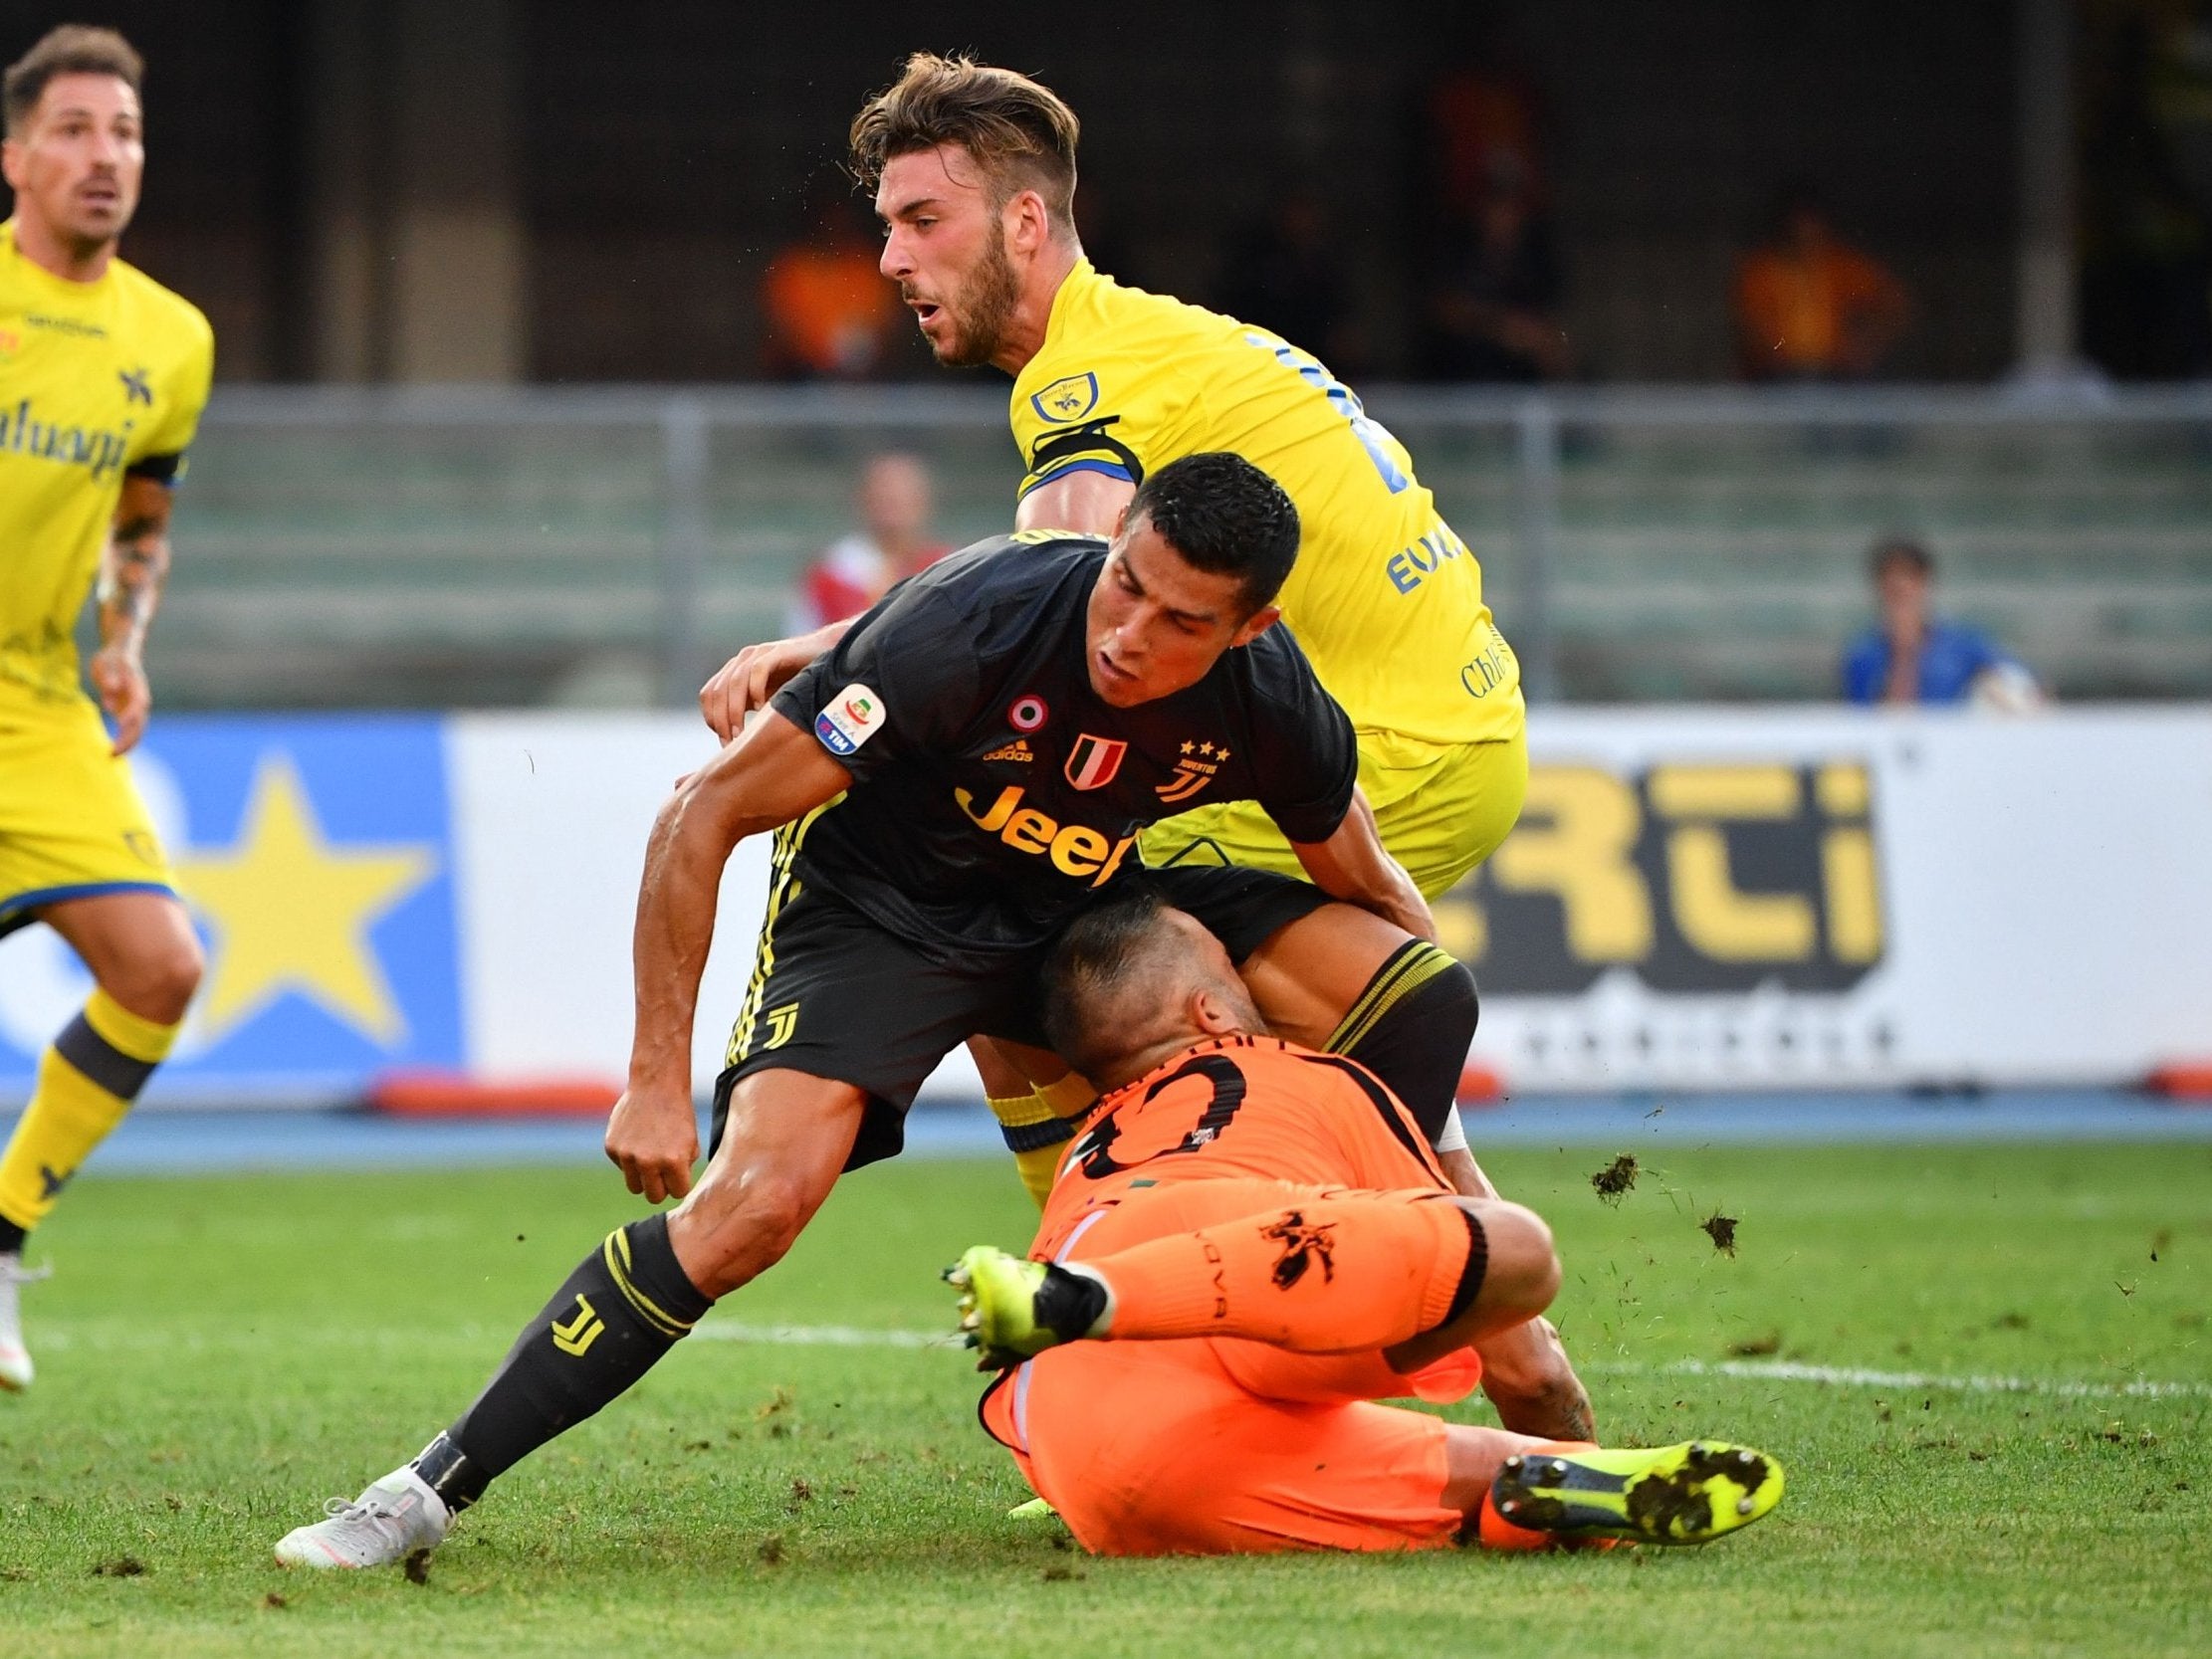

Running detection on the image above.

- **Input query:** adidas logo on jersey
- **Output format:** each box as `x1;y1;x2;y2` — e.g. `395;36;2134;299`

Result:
983;738;1035;763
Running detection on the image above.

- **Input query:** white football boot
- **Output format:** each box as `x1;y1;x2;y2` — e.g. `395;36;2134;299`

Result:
0;1254;49;1392
274;1466;453;1568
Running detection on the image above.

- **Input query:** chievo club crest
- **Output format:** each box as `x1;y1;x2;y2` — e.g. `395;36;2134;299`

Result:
1064;733;1128;791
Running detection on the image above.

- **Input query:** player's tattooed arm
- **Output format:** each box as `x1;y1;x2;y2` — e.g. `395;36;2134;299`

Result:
1437;1143;1600;1438
1289;789;1437;942
91;474;177;755
1476;1316;1599;1442
607;711;853;1203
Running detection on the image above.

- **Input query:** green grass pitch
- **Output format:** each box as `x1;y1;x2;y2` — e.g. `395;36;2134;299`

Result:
2;1141;2207;1657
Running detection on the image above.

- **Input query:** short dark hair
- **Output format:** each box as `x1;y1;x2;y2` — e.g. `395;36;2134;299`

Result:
4;25;142;136
850;53;1079;233
1128;452;1301;615
1870;534;1933;580
1041;886;1176;1082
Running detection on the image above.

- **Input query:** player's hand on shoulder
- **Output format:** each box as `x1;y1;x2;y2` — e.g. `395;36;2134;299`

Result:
700;633;822;741
91;647;151;755
604;1084;701;1204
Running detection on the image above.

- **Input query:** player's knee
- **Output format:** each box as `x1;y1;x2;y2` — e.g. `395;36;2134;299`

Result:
675;1167;816;1298
1463;1198;1559;1322
1430;956;1479;1053
103;933;204;1025
1337;951;1479;1143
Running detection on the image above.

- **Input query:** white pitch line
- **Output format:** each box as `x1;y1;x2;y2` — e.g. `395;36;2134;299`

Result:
692;1322;2212;1400
694;1321;954;1350
1626;1356;2212;1401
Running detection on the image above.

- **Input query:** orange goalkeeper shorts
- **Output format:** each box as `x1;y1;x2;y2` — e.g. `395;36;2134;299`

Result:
982;1177;1485;1555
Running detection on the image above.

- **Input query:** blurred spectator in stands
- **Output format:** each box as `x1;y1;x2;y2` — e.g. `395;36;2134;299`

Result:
1418;160;1569;381
788;454;950;632
1423;13;1547;225
1215;192;1366;374
1735;183;1911;381
1843;535;2041;709
761;184;900;380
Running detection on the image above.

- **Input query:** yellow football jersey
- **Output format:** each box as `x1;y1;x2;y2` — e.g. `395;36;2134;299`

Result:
0;219;213;714
1009;261;1521;747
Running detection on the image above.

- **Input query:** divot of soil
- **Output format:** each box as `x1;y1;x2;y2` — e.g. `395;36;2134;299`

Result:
1701;1212;1739;1255
1591;1154;1639;1204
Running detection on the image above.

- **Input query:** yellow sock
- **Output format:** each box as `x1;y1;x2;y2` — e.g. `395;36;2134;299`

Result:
986;1090;1066;1209
0;989;178;1234
984;1076;1098;1208
1037;1072;1096;1121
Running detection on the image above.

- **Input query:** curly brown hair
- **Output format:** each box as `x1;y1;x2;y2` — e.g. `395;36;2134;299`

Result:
4;25;142;137
849;53;1079;236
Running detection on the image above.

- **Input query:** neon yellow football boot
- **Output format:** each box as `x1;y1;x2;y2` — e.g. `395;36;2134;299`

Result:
942;1246;1109;1370
1489;1441;1785;1546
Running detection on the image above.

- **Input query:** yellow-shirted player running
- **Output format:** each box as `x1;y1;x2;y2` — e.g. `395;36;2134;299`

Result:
702;55;1590;1447
0;26;214;1391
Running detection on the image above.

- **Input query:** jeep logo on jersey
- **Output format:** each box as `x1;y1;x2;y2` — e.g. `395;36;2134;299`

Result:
813;683;885;756
1030;371;1100;424
1064;734;1128;791
953;784;1139;886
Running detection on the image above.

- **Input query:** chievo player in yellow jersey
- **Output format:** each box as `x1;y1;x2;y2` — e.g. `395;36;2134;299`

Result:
700;57;1591;1445
707;66;1522;897
0;26;213;1392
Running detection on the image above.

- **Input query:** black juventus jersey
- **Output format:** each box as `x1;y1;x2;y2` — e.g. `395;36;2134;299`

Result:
770;532;1358;970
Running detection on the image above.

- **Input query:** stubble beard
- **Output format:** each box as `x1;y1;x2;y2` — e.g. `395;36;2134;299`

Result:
931;233;1021;369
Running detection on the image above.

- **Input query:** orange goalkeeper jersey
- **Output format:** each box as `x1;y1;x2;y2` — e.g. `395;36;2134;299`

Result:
1034;1034;1447;1261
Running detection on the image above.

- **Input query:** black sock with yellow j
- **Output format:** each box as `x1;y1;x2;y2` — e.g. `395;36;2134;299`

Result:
0;988;180;1251
413;1212;712;1513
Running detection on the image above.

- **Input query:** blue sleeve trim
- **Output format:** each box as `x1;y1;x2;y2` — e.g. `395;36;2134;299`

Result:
1018;459;1136;499
0;880;179;940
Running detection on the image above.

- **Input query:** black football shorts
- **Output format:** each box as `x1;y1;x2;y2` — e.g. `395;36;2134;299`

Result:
711;862;1332;1169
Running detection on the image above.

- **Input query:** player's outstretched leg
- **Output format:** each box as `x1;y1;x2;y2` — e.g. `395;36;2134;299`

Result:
948;1189;1556;1368
1482;1441;1785;1548
275;1210;712;1569
275;1071;861;1570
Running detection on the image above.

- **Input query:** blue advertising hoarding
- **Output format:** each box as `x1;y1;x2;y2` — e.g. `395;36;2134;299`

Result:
0;715;462;1103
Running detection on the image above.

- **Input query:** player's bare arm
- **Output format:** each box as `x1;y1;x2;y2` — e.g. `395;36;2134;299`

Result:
1289;790;1435;942
607;710;852;1203
88;472;172;755
1014;467;1136;538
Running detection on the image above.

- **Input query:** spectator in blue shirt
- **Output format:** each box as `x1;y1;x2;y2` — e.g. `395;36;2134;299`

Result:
1842;536;2035;706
